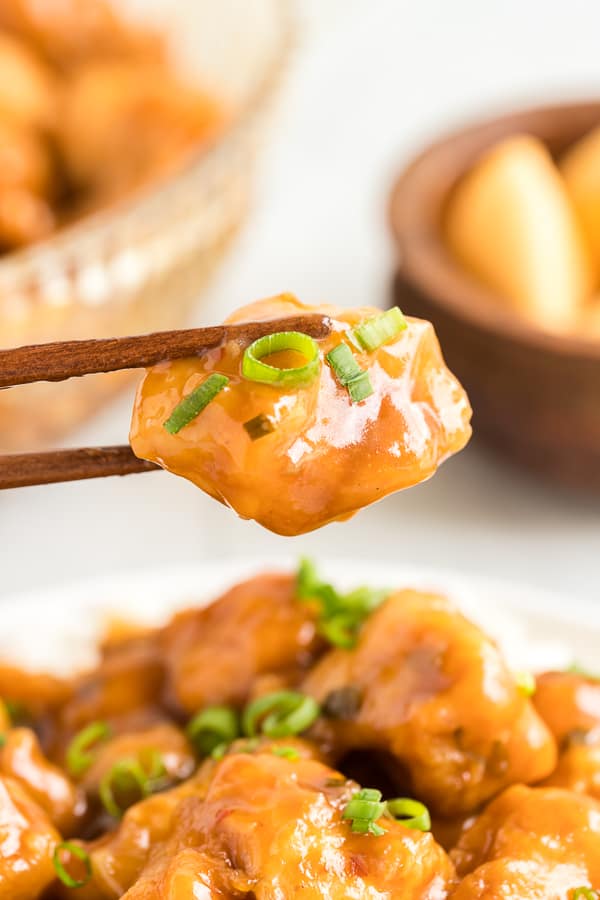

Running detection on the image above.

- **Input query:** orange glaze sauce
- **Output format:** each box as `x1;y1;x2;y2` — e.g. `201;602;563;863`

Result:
130;294;472;535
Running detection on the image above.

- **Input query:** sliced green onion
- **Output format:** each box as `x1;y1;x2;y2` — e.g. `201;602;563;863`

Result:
163;373;229;434
271;746;300;760
99;753;165;818
386;797;431;831
138;749;169;793
66;721;112;778
342;788;387;836
326;343;373;403
53;842;92;889
572;889;599;900
319;613;362;649
352;307;407;351
297;557;339;613
186;706;240;757
242;691;320;738
242;331;320;387
326;343;363;385
244;413;275;440
210;742;229;760
515;671;536;697
0;734;6;748
347;371;374;402
296;559;389;650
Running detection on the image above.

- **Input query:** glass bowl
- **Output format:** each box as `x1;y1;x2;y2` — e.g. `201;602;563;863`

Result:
0;0;293;451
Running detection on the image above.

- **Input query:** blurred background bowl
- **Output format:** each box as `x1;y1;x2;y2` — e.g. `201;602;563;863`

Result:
0;0;293;451
389;100;600;492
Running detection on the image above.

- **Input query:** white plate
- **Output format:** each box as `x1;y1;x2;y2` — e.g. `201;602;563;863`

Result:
0;559;594;677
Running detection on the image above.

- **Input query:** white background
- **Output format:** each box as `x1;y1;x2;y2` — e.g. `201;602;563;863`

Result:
1;0;599;601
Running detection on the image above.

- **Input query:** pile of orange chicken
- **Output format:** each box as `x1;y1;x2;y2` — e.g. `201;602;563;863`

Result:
0;563;598;899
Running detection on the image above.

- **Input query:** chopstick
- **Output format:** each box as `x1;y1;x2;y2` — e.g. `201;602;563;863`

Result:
0;313;332;490
0;446;158;490
0;314;330;388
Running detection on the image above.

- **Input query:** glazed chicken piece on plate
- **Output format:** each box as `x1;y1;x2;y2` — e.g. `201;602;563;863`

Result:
450;785;600;899
57;739;327;900
302;589;556;817
52;635;167;755
535;669;600;801
0;727;84;835
131;295;472;536
0;775;61;900
160;573;322;715
121;749;455;900
533;669;600;744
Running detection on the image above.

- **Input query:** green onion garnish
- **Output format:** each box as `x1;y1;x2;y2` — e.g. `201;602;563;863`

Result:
186;706;240;757
242;691;320;738
386;797;431;831
271;746;300;760
352;307;407;351
342;788;387;836
242;331;320;387
163;373;229;434
210;743;229;760
297;557;339;610
515;671;536;697
325;342;374;400
0;734;6;748
572;889;599;900
319;612;363;649
296;558;389;649
53;842;92;889
347;371;374;403
326;343;373;403
66;721;112;778
244;413;275;441
326;343;362;384
99;753;166;818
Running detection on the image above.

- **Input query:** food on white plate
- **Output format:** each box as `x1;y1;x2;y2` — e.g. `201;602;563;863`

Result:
0;562;597;897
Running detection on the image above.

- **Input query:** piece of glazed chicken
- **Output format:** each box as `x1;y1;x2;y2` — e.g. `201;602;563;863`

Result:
131;295;472;535
302;588;556;817
120;749;455;900
450;785;600;899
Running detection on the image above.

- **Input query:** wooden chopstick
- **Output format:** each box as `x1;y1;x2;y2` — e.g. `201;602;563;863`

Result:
0;314;331;388
0;313;332;489
0;446;158;490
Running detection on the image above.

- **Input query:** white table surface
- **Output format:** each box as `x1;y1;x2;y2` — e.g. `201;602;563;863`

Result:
1;0;599;601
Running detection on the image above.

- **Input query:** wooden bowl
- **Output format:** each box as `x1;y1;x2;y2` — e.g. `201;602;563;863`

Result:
389;101;600;491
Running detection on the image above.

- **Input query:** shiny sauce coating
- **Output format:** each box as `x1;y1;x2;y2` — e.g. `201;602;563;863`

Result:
130;295;472;535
